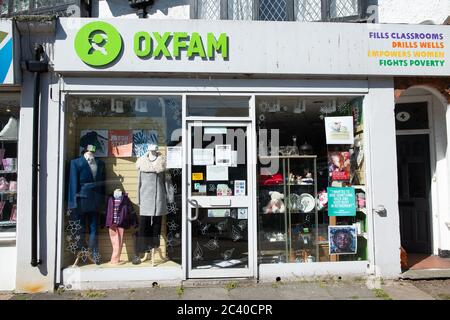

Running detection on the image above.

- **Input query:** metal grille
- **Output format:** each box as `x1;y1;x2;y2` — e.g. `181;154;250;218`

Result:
295;0;321;22
198;0;221;20
228;0;253;20
259;0;287;21
330;0;358;18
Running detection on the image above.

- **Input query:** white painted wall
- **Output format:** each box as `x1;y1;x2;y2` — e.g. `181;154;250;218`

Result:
367;77;402;278
0;244;17;291
378;0;449;24
14;31;60;292
92;0;190;19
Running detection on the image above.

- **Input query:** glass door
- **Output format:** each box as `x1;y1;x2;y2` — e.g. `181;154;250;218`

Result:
187;121;254;278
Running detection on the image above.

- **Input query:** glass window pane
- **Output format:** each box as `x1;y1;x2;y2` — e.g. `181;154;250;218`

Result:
259;0;287;21
295;0;322;22
330;0;358;18
63;95;182;268
187;96;250;117
13;0;29;12
1;1;9;16
395;102;429;130
228;0;253;20
33;0;53;9
198;0;221;20
192;208;249;270
256;96;367;264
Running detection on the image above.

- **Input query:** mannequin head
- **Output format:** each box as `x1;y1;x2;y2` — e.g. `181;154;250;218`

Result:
113;188;123;199
148;144;158;153
84;144;96;157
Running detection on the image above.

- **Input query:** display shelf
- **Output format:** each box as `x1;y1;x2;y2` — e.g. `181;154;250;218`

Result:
0;170;17;174
0;138;18;142
357;208;367;214
0;191;16;195
258;155;318;263
353;185;366;191
0;221;16;227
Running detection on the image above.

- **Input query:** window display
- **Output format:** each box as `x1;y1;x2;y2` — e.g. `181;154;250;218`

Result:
256;96;367;264
0;94;19;234
63;95;182;268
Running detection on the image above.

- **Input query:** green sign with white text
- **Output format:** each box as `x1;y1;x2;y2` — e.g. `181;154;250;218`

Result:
327;187;356;217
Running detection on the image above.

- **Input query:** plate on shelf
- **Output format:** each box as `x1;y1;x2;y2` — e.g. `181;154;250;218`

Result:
298;193;315;213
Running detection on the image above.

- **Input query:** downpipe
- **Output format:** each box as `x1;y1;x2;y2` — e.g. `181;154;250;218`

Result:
26;44;48;267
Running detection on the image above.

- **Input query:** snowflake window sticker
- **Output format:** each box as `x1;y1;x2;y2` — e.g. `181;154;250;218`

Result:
170;169;182;177
221;248;235;260
208;184;216;192
200;223;211;235
237;220;247;231
171;184;178;194
166;232;181;247
231;225;242;242
203;238;220;251
167;220;179;232
66;220;82;236
216;221;227;234
167;202;178;215
79;247;91;263
66;242;78;254
193;242;204;261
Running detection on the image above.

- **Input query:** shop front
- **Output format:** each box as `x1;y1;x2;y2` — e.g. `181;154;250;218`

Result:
14;17;448;291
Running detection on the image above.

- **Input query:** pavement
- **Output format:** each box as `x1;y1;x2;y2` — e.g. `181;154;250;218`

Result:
1;278;450;300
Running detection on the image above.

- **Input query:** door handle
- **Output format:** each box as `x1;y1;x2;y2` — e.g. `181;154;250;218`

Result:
187;199;199;222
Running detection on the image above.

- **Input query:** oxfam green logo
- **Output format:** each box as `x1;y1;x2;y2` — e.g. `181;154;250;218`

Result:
75;21;123;67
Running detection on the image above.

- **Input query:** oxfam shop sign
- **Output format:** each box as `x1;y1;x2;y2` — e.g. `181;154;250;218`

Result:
75;21;228;67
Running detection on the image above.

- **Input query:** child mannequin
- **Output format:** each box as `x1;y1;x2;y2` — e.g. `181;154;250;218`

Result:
105;188;137;265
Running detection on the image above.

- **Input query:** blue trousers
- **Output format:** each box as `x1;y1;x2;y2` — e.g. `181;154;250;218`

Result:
69;210;99;260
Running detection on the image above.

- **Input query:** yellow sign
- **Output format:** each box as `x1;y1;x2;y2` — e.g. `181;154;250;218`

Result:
192;173;204;181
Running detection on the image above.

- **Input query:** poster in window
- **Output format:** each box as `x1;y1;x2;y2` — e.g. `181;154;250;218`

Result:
108;130;133;157
329;225;357;255
328;151;351;182
80;130;109;157
133;130;158;157
215;144;232;166
324;116;354;145
327;187;356;217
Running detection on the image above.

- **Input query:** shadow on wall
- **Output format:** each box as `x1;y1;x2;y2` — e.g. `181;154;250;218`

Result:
92;0;190;18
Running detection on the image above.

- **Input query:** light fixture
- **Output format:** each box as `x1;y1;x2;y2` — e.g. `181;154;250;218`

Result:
128;0;154;18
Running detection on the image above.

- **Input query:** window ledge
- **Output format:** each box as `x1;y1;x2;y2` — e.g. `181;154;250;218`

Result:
0;232;16;243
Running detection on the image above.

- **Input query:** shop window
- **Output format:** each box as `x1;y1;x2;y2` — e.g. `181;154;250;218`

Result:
295;0;322;22
395;102;429;131
63;95;182;268
187;96;250;117
228;0;253;20
0;94;19;234
256;96;367;264
258;0;289;21
1;0;89;17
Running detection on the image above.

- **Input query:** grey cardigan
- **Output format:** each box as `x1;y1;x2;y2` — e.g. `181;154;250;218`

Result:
136;153;174;217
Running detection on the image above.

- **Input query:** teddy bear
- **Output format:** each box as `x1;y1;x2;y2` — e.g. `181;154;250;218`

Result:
263;191;286;214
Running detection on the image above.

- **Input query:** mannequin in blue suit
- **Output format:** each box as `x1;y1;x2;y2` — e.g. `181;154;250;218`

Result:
68;145;106;265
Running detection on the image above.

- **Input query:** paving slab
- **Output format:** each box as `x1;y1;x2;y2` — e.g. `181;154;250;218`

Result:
401;269;450;280
381;282;435;300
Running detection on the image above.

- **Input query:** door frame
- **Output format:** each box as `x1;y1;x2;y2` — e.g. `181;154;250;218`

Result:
184;120;256;279
395;95;436;255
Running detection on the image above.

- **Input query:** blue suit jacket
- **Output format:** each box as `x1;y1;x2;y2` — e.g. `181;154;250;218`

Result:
68;156;106;212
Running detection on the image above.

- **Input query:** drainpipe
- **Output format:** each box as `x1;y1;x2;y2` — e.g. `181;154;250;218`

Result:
26;44;48;267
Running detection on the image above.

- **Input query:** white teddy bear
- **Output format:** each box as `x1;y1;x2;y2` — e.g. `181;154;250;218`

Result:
263;191;286;214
